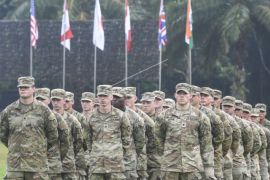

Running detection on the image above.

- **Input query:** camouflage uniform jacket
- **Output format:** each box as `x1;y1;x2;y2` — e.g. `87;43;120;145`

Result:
249;122;262;157
200;106;224;177
86;107;132;173
135;108;155;171
261;118;270;130
71;110;88;174
258;125;269;179
124;107;145;171
61;111;83;172
155;105;214;172
0;100;59;172
48;112;70;174
213;108;232;156
226;114;241;155
233;116;253;168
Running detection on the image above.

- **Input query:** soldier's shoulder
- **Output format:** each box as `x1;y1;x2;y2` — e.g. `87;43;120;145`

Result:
2;100;19;113
112;106;125;117
68;113;81;127
137;109;155;127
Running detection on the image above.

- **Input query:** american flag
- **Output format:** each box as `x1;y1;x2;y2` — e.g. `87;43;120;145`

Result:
158;0;167;50
30;0;38;47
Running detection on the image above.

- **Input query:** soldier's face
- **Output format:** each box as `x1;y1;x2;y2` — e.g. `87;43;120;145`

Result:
234;109;242;118
200;94;211;106
64;100;73;111
125;95;137;108
154;98;164;109
81;100;94;112
251;116;259;123
259;111;266;120
213;97;222;108
242;111;250;120
142;101;155;114
222;105;235;115
98;95;113;107
191;94;200;106
18;86;35;99
51;98;65;111
175;91;191;105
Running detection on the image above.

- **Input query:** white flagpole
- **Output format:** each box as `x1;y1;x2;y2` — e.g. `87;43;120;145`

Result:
188;47;192;84
125;39;128;87
94;46;97;94
30;40;33;76
159;49;162;90
63;43;66;89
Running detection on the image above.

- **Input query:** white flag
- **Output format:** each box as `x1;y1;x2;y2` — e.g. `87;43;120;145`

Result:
125;0;131;52
61;0;73;50
93;0;105;51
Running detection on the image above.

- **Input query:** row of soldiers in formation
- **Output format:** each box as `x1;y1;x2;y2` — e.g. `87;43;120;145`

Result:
0;76;270;180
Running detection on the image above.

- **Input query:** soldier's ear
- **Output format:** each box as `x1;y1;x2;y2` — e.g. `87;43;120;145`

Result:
174;92;177;99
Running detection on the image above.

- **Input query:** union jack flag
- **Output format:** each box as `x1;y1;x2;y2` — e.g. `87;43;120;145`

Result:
30;0;38;47
158;0;167;50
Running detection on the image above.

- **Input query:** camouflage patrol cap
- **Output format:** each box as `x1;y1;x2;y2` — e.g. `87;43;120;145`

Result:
235;100;243;110
124;87;136;97
222;96;236;107
175;83;191;93
190;85;201;96
65;91;74;101
163;98;175;108
153;90;165;100
17;76;35;87
35;88;50;100
112;87;124;98
243;103;252;113
251;108;260;117
51;89;66;100
200;87;213;96
255;103;267;112
81;92;95;101
141;92;155;102
213;89;222;99
97;85;112;96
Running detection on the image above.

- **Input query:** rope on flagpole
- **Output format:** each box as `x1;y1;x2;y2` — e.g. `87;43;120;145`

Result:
112;59;168;87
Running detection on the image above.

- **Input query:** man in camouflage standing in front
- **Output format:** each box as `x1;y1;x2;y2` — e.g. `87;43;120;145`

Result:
35;87;70;180
85;85;132;180
0;76;59;180
153;90;165;115
156;83;215;180
51;89;83;180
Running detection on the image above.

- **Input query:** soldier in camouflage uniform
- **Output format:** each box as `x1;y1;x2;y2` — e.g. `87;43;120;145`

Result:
215;93;241;180
199;87;225;179
65;91;88;180
256;103;270;175
0;76;59;180
222;96;253;180
51;89;83;180
156;83;215;180
251;108;270;180
153;90;165;115
35;88;70;180
81;92;95;118
85;85;132;180
141;92;162;180
242;103;262;180
124;87;156;180
112;87;145;180
163;98;175;110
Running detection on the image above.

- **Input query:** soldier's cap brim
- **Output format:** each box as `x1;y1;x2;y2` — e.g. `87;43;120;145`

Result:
112;93;124;98
155;97;163;100
81;98;93;102
17;84;32;88
251;114;259;117
243;110;250;113
51;96;64;100
97;93;110;96
222;102;234;107
257;108;266;112
126;94;135;97
35;95;48;100
141;98;154;102
176;89;189;94
200;91;210;96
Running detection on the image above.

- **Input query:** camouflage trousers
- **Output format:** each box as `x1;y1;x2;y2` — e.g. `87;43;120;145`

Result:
223;168;233;180
77;171;87;180
147;168;162;180
232;167;248;180
137;170;149;180
49;173;62;180
250;155;261;180
4;171;49;180
61;172;77;180
161;171;202;180
88;173;126;180
124;170;138;180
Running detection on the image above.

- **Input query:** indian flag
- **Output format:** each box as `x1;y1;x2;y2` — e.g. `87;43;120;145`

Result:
185;0;193;49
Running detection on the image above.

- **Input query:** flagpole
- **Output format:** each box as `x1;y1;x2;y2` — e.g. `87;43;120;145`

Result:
94;46;97;94
125;38;128;87
188;47;192;84
30;41;33;76
159;49;162;90
62;19;66;89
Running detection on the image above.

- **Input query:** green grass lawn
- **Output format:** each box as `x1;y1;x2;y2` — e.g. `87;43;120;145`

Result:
0;143;7;179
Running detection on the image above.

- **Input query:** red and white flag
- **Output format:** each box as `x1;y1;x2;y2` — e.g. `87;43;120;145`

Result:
125;0;131;52
30;0;38;47
61;0;73;50
93;0;105;51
